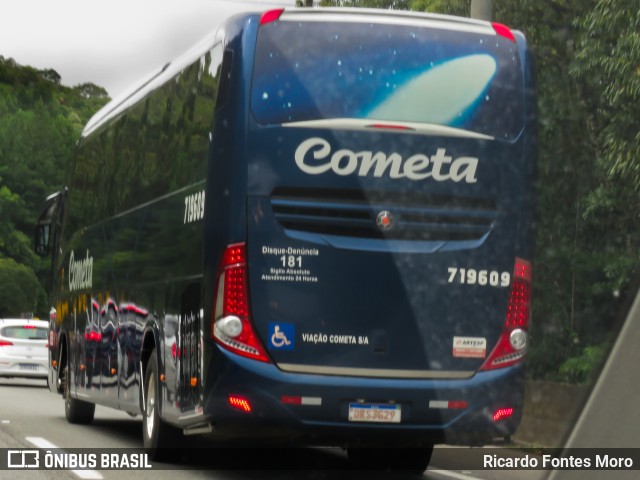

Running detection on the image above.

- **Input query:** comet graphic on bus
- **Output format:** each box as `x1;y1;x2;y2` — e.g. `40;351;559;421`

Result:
367;54;497;126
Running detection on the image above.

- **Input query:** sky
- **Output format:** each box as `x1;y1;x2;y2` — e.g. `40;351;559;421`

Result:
0;0;295;98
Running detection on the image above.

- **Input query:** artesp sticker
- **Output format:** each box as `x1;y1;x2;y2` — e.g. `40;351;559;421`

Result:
453;336;487;358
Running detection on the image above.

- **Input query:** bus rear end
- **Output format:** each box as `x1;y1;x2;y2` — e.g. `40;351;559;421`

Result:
208;7;535;454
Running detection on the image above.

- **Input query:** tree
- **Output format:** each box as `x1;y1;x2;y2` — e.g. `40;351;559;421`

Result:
409;0;467;15
73;82;109;100
0;258;47;317
572;0;640;193
0;57;110;317
38;68;62;85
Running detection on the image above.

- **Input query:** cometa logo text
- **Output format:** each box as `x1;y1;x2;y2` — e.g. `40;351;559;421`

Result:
69;250;93;292
294;137;478;183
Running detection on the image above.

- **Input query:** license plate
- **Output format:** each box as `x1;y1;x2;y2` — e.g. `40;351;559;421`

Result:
19;364;38;371
348;403;401;423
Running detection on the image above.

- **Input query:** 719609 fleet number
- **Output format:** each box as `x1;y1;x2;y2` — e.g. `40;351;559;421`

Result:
447;267;510;288
184;190;205;224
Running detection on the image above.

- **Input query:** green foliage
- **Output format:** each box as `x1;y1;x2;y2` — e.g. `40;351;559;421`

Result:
0;257;47;317
410;0;467;15
0;56;110;317
572;0;640;192
0;57;109;134
558;343;609;384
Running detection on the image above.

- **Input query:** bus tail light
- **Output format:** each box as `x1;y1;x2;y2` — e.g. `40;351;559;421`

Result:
228;394;252;413
493;407;515;422
480;258;532;371
212;243;270;362
492;22;516;42
259;8;284;25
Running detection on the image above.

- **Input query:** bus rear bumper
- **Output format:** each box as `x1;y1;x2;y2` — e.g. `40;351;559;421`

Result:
201;349;525;446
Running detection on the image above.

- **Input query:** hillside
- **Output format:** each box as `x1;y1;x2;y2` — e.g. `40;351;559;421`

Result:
0;56;110;316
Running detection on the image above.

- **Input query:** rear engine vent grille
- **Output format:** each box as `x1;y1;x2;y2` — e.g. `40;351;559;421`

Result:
271;188;497;242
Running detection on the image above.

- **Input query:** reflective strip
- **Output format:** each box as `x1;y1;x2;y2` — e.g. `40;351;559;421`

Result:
282;395;323;406
429;400;468;409
277;363;475;379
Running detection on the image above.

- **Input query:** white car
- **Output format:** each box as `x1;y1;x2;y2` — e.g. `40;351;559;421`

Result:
0;318;48;380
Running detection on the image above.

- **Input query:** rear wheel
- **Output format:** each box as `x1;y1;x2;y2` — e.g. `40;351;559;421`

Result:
347;446;433;474
142;350;182;461
63;366;95;424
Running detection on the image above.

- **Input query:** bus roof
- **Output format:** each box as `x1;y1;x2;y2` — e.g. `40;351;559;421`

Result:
81;7;516;139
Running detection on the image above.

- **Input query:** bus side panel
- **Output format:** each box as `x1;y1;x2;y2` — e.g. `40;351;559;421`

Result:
515;31;538;263
201;18;256;402
56;45;222;417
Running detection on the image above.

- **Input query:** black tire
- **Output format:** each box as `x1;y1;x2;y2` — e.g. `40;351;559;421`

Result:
63;366;95;424
347;446;434;474
142;350;182;461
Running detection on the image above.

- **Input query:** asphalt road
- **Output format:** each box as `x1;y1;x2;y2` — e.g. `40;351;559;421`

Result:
0;377;547;480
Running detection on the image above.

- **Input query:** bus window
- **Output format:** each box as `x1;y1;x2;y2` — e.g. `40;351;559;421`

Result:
252;20;524;141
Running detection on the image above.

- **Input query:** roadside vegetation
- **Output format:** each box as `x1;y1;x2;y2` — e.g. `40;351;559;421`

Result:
0;57;109;316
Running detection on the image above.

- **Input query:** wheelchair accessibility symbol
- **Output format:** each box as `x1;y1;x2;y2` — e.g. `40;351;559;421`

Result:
268;322;295;350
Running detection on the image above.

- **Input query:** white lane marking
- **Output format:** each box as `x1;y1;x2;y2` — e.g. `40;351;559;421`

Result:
2;420;10;424
429;469;486;480
25;437;103;479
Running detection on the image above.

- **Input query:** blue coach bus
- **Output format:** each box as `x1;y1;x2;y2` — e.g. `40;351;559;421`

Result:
35;7;536;472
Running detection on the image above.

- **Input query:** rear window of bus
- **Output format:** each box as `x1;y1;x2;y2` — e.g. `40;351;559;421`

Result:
251;18;524;141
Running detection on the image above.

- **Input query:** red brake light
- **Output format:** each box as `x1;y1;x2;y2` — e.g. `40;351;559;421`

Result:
222;246;249;319
222;244;246;265
480;258;532;371
493;407;515;422
0;340;13;347
84;331;102;342
212;243;269;362
492;22;516;42
259;8;284;25
228;394;252;413
23;325;36;329
506;259;532;329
